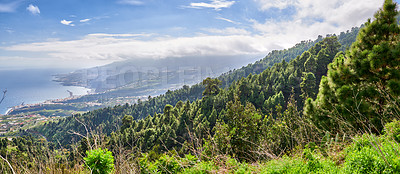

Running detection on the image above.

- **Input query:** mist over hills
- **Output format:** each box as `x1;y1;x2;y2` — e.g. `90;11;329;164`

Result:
54;55;260;93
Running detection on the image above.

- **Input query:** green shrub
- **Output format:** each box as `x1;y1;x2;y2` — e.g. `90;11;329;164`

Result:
259;157;309;174
342;134;400;174
157;154;182;173
384;119;400;143
181;156;252;173
180;154;198;168
182;160;217;174
139;153;183;174
84;148;114;174
257;146;338;174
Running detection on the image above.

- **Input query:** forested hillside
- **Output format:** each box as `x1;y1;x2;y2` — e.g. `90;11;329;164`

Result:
33;27;360;146
3;1;400;173
98;36;341;160
117;2;400;172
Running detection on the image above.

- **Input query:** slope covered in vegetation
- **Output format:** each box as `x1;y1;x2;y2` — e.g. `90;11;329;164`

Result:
2;0;399;173
99;36;340;159
128;1;400;172
33;27;360;146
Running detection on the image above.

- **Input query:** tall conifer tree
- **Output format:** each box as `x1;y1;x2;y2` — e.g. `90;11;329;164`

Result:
305;0;400;134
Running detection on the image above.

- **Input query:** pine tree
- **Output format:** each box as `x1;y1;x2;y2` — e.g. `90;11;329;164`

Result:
304;55;317;73
121;115;133;132
315;37;341;83
264;91;285;114
305;0;400;134
163;104;174;124
202;77;222;97
300;72;317;100
214;96;262;161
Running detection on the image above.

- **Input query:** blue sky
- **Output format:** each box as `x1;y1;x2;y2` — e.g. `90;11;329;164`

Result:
0;0;397;69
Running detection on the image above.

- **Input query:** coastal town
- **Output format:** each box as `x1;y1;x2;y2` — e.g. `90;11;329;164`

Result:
4;94;84;115
0;92;151;135
0;114;56;135
0;94;88;135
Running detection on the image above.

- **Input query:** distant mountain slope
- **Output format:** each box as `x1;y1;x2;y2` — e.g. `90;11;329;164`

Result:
33;27;360;145
55;27;359;105
55;55;257;93
65;39;317;104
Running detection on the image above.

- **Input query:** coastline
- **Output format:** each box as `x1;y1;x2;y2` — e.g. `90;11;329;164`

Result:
0;69;94;115
2;86;93;116
4;90;93;116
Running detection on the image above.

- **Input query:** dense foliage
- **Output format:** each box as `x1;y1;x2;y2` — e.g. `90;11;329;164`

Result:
138;126;400;173
304;0;400;135
84;148;114;174
4;1;400;173
102;36;342;163
34;27;360;146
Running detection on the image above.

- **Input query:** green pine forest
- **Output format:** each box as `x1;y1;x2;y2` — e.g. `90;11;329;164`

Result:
2;0;400;173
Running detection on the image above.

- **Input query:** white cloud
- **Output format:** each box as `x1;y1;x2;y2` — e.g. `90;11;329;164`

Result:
117;0;143;5
188;0;235;11
87;33;153;37
255;0;296;10
1;0;384;68
251;0;383;48
216;17;241;24
2;33;276;62
61;20;75;26
4;27;14;34
80;18;91;23
0;0;387;69
26;4;40;15
0;1;20;13
0;55;111;70
203;27;251;35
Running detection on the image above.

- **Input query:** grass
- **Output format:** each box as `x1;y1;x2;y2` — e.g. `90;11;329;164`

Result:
0;121;398;173
137;125;400;174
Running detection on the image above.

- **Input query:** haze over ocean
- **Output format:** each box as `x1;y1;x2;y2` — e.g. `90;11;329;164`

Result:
0;69;89;115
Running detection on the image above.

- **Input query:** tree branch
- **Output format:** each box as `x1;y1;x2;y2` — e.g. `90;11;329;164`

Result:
0;89;6;105
0;154;15;174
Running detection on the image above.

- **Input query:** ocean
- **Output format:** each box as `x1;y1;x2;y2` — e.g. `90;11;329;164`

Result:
0;69;89;115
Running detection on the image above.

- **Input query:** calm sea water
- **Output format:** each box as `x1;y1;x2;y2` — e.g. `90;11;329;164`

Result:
0;69;89;115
